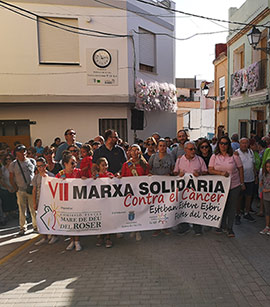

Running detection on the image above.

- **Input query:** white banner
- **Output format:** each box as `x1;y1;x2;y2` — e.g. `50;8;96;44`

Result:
37;175;230;235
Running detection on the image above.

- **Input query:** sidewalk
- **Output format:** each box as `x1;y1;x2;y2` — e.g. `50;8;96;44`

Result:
0;217;39;262
1;211;270;306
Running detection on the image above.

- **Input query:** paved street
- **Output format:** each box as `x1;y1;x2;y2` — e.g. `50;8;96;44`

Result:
1;212;270;307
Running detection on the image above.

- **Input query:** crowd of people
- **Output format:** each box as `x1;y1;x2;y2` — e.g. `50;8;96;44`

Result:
1;128;270;252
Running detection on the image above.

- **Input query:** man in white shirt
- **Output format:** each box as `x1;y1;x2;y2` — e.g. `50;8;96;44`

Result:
235;138;257;224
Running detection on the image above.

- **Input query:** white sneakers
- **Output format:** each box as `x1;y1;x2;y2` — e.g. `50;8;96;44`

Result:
130;232;142;241
259;227;270;235
75;241;82;252
48;236;58;244
35;237;47;246
35;236;58;246
66;240;82;252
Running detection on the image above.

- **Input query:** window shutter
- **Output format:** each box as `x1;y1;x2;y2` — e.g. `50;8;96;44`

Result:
139;28;156;68
38;17;79;64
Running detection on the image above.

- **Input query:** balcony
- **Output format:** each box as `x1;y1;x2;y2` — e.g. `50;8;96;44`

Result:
231;59;267;97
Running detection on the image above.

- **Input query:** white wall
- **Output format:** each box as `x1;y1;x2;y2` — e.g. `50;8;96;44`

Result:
0;2;129;98
0;104;128;146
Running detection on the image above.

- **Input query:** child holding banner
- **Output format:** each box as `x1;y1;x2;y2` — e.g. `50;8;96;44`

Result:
259;160;270;235
80;144;93;178
95;157;114;248
121;144;150;241
33;157;56;246
56;153;83;251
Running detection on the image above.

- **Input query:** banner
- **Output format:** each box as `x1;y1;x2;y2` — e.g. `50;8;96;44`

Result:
37;175;230;235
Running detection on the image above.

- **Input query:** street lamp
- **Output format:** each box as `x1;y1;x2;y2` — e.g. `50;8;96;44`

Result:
247;26;270;54
202;84;217;101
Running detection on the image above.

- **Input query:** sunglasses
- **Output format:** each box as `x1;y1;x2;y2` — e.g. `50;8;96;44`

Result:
71;161;77;166
147;143;155;146
66;132;76;136
220;142;229;146
70;149;78;153
200;145;209;149
186;148;196;151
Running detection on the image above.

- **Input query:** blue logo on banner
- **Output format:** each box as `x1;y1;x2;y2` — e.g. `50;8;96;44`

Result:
128;211;135;221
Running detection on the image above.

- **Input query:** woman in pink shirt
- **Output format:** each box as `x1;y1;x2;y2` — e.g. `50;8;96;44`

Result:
209;136;244;237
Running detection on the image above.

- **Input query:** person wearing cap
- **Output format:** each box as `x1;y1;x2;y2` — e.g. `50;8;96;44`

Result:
9;144;36;235
55;129;82;162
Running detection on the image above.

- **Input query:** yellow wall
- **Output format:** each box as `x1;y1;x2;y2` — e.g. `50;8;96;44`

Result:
214;55;228;136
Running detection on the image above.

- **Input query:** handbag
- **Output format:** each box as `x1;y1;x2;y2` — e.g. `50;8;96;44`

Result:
17;160;33;195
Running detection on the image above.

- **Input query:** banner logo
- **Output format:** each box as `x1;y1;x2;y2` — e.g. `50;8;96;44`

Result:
128;211;135;221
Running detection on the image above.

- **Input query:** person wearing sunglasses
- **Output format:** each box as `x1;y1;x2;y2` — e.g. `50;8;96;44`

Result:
208;136;244;238
143;137;157;162
67;145;81;168
174;141;208;236
56;153;83;251
55;129;82;162
197;138;213;167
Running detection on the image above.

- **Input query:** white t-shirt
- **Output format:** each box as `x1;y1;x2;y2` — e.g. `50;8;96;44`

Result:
236;149;255;183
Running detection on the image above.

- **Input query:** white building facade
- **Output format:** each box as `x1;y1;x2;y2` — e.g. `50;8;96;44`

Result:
0;0;176;147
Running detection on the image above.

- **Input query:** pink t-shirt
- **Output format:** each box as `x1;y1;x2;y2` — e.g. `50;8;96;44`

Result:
208;154;242;189
174;155;207;174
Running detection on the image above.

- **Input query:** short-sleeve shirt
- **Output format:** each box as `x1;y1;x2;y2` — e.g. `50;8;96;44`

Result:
9;158;36;191
92;144;127;174
121;161;150;177
32;171;54;204
174;155;207;174
236;149;255;183
55;168;82;178
149;153;175;175
231;142;240;151
262;173;270;201
209;154;242;189
35;146;44;154
55;142;82;162
47;162;62;176
171;144;185;162
97;171;114;178
80;156;93;178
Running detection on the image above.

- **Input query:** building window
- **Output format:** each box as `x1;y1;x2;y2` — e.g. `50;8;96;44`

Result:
99;119;127;142
0;120;31;148
233;44;245;72
219;76;225;101
37;17;80;65
139;28;156;73
239;120;248;138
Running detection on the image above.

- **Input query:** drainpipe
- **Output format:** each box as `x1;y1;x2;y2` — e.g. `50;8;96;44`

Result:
227;45;230;135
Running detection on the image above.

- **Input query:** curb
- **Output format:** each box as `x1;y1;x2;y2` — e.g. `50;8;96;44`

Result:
0;234;40;266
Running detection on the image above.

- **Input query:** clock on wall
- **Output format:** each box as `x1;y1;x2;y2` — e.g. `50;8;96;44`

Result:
92;49;112;68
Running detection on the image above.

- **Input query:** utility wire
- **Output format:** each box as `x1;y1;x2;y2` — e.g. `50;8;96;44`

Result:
135;0;270;29
0;0;130;37
93;0;175;18
0;0;245;41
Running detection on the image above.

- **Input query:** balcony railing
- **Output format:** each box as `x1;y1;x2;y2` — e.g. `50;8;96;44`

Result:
231;59;267;96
